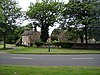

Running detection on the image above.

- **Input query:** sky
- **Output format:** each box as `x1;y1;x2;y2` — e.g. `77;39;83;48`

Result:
17;0;69;35
17;0;69;11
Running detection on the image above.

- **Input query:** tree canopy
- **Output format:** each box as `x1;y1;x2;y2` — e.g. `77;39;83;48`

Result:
0;0;22;48
27;0;63;42
60;0;100;43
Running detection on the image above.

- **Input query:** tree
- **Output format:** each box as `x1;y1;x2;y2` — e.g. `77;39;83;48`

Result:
27;0;63;42
61;1;100;44
60;1;85;43
0;0;21;48
88;1;100;42
6;25;23;44
0;5;3;23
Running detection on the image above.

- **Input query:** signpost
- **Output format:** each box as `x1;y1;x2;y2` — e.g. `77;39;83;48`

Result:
48;37;51;52
48;42;50;52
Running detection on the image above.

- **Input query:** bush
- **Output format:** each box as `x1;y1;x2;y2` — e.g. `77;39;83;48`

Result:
72;43;100;49
34;41;45;47
60;42;73;48
51;42;61;47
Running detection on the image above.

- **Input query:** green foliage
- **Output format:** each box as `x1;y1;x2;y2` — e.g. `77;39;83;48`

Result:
6;25;23;44
0;0;22;48
52;41;73;48
61;1;100;43
51;41;61;47
59;42;73;48
27;0;64;42
34;41;45;47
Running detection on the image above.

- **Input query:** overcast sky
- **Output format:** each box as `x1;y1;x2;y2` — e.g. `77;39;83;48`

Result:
17;0;69;11
17;0;69;35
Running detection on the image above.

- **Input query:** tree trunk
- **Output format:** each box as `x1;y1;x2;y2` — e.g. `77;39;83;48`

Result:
3;32;6;48
80;35;84;43
40;25;49;42
85;25;88;44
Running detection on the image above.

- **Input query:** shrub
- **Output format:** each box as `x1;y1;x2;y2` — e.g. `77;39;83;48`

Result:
60;42;73;48
34;41;45;47
51;42;61;47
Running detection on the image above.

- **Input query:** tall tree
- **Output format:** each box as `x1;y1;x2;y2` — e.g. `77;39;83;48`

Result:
61;1;85;43
62;1;100;44
27;0;63;42
0;0;21;48
88;1;100;42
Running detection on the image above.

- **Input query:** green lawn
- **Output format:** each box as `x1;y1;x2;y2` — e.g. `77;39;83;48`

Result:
6;46;100;54
0;65;100;75
0;44;3;48
0;44;100;54
0;44;15;50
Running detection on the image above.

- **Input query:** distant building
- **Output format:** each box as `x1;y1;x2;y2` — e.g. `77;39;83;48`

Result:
21;28;41;46
58;31;78;43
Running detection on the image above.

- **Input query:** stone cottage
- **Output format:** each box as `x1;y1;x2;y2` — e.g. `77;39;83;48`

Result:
21;28;41;46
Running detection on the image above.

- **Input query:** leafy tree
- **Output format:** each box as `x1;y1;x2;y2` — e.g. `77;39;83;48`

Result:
6;25;23;44
60;1;84;43
88;1;100;42
61;1;100;44
0;0;21;48
27;0;63;42
0;5;3;23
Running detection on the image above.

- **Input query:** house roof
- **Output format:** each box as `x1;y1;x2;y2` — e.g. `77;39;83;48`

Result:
22;30;40;36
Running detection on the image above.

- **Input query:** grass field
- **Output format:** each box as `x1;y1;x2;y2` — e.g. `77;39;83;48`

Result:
0;44;14;50
0;44;3;48
6;47;100;54
0;44;100;54
0;65;100;75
